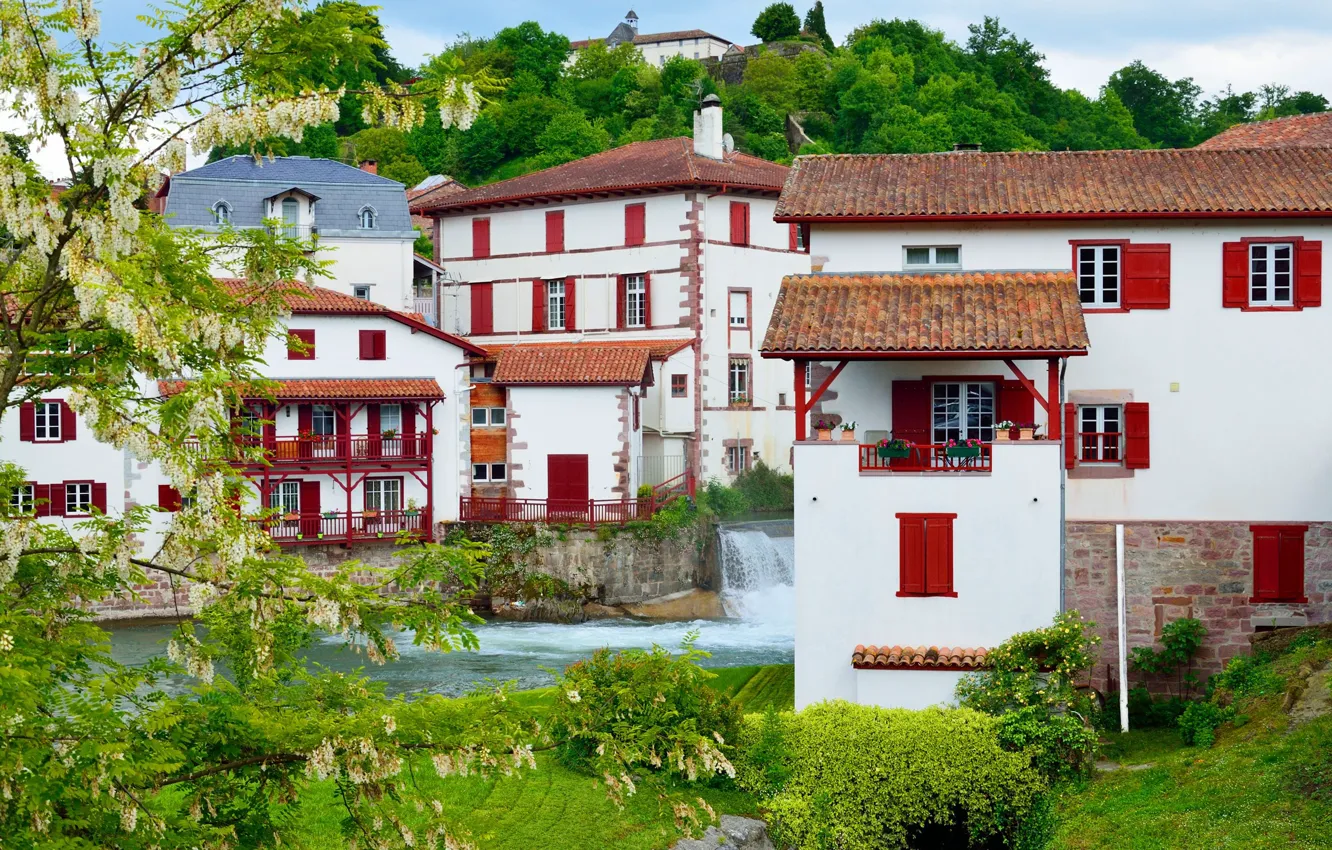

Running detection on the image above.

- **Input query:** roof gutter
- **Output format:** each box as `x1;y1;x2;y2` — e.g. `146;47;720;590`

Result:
774;210;1332;224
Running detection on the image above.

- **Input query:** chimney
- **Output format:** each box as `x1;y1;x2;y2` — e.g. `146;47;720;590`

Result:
359;160;378;174
693;94;724;160
952;142;982;152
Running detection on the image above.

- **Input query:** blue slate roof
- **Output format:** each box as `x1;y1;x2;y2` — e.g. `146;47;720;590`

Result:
178;155;402;186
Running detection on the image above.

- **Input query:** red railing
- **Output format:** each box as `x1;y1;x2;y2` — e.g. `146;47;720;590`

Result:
262;510;430;544
460;497;657;525
858;443;993;473
1078;431;1122;463
239;434;430;464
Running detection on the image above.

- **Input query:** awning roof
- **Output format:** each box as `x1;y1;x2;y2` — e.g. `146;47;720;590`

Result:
760;271;1090;359
159;378;445;401
492;344;655;386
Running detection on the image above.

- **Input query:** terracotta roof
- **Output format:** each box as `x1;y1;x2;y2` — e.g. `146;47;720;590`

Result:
1196;112;1332;150
480;337;692;363
853;645;990;670
760;272;1090;357
775;149;1332;221
159;378;444;401
569;29;731;49
413;138;788;213
407;177;467;205
492;344;653;386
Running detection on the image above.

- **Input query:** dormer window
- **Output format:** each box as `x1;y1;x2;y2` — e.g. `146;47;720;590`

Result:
212;201;231;225
281;197;299;237
359;206;377;229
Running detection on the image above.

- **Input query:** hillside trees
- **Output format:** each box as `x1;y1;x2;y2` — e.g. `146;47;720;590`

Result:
752;3;802;43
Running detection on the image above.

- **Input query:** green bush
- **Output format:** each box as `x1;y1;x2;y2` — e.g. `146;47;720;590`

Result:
1126;687;1190;729
1177;700;1233;747
752;701;1047;850
734;706;795;798
1209;651;1283;699
1129;617;1207;696
956;611;1101;716
732;460;795;510
699;477;749;520
995;705;1098;783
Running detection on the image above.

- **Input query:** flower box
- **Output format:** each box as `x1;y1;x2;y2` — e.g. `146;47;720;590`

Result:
877;445;912;459
945;445;982;459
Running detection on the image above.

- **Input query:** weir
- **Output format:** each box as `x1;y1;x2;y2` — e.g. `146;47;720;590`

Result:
716;523;795;623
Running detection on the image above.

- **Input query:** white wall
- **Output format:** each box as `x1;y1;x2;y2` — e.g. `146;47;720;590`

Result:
793;441;1062;710
315;237;416;311
643;349;696;438
855;670;967;711
811;218;1332;523
637;36;731;67
508;385;633;500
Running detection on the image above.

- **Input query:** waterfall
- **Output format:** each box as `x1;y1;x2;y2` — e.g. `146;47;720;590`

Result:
717;527;795;622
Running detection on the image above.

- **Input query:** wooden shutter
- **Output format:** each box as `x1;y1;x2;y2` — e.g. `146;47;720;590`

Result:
998;380;1034;430
299;480;320;525
19;401;34;442
545;210;564;253
297;403;313;435
470;283;494;334
61;401;76;442
1122;243;1171;309
35;484;52;517
1222;241;1248;308
1277;526;1307;600
91;482;107;514
924;516;955;595
375;331;387;360
788;223;798;251
288;329;315;360
49;483;65;517
532;280;546;332
367;403;380;435
899;515;926;594
624;203;645;246
359;329;376;360
565;277;577;331
730;201;750;245
1297;239;1322;308
643;273;653;328
1252;526;1280;600
1064;403;1078;469
890;380;930;468
615;276;627;330
1124;402;1150;469
472;218;490;259
158;484;183;512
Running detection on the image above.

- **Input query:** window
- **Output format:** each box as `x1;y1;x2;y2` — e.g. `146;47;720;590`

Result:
1251;525;1307;602
624;275;647;327
1078;405;1121;462
471;407;505;427
287;329;315;360
359;207;377;229
358;329;386;360
932;382;994;444
547;279;566;329
790;223;809;253
472;463;507;482
34;400;62;441
624;203;645;247
904;245;961;269
311;404;336;436
545;210;565;253
729;201;750;246
805;362;812;388
237;404;264;442
728;290;749;328
778;392;787;406
379;404;401;435
489;407;506;426
671;374;687;398
10;483;33;513
212;201;231;225
1077;245;1120;307
897;513;957;597
65;482;93;516
1249;242;1294;306
269;481;300;515
352;284;371;300
728;357;749;404
726;444;750;473
364;478;401;512
281;197;299;237
472;218;490;259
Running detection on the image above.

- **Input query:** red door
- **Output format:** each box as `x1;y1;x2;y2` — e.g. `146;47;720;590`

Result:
890;380;931;469
547;454;589;520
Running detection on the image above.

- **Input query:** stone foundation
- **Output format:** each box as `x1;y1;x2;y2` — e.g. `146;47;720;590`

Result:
1065;521;1332;694
525;529;713;606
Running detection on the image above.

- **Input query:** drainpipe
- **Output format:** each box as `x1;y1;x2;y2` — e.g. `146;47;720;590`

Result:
1059;357;1068;613
1116;522;1129;732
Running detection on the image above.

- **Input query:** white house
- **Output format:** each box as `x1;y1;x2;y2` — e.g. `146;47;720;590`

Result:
568;12;732;67
763;146;1332;710
412;95;812;508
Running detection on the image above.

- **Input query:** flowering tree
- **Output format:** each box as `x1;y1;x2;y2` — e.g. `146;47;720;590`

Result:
0;1;535;847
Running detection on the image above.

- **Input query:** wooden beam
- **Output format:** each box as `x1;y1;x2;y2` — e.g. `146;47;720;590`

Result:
794;360;808;441
1046;358;1061;440
806;361;847;410
1002;358;1048;412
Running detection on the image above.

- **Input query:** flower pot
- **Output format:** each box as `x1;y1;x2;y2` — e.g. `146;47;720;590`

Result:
1019;427;1035;440
283;512;298;522
816;428;832;441
405;510;419;518
878;445;912;459
362;511;378;519
994;430;1010;442
840;429;857;442
945;445;982;459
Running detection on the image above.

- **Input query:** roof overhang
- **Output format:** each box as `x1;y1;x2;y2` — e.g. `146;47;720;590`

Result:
263;186;321;202
776;210;1332;224
420;181;780;216
761;349;1089;360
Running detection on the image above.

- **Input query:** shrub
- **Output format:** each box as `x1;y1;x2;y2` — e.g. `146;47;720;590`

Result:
1177;700;1233;747
956;611;1101;716
1129;617;1207;696
732;460;795;510
734;706;795;798
547;633;740;801
757;701;1047;850
698;477;749;520
995;705;1099;783
1208;651;1283;699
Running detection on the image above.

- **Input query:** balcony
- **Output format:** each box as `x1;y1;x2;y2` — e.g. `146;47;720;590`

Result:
859;442;993;474
237;434;430;466
261;510;429;545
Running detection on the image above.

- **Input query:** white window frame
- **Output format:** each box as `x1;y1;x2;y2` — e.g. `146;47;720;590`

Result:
269;481;300;515
471;407;505;427
726;445;750;473
904;245;962;270
625;275;647;328
1077;245;1121;307
1078;405;1123;463
10;483;34;513
931;382;995;444
728;358;749;403
472;463;508;482
379;404;402;435
489;407;506;426
728;291;748;328
359;206;377;229
352;284;372;300
546;279;566;328
364;478;401;512
311;405;336;436
1248;242;1294;307
794;224;807;252
212;201;231;225
34;400;61;441
65;482;93;516
280;197;299;237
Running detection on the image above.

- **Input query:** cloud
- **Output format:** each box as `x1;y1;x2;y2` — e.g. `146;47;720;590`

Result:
382;20;455;69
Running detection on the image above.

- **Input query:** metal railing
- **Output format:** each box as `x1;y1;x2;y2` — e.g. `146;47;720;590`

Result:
637;454;687;487
859;443;993;473
1078;431;1122;463
262;510;429;544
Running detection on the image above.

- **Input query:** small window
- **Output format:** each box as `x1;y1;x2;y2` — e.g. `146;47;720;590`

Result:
489;463;507;482
547;279;566;329
1077;245;1121;307
897;513;956;597
728;358;749;404
1078;405;1122;463
904;245;961;269
364;478;401;512
471;407;505;427
472;463;488;481
805;362;812;388
671;374;687;398
472;407;488;426
212;201;231;225
728;291;749;328
1251;525;1307;602
725;445;750;473
352;285;372;300
379;404;402;435
34;400;62;441
625;275;647;328
1249;242;1294;306
792;223;809;253
65;482;93;516
10;483;34;513
490;407;506;426
472;463;507;482
359;207;377;229
778;392;787;406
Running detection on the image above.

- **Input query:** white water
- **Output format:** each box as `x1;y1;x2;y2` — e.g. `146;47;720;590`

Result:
717;528;796;624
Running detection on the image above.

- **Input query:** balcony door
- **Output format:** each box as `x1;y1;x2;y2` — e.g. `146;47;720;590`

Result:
548;454;589;518
932;382;995;444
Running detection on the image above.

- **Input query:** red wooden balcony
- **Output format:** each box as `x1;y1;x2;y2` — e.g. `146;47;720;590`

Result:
235;434;430;465
858;443;993;473
262;510;430;545
459;497;657;525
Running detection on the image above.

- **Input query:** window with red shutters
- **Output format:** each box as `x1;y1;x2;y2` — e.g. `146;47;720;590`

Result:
531;279;546;332
1122;243;1171;309
789;223;809;253
1251;525;1308;602
729;201;750;246
288;329;315;360
358;329;387;360
1223;238;1322;310
158;484;183;512
35;483;55;517
896;513;957;597
470;283;494;334
1123;402;1150;469
624;203;645;246
472;218;490;259
545;210;564;253
564;277;577;331
889;380;930;468
1070;241;1170;310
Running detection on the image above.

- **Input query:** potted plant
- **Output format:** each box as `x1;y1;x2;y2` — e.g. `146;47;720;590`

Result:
814;418;834;441
945;438;983;458
995;420;1014;442
322;510;338;519
730;396;752;408
877;437;914;459
282;510;299;522
1018;423;1035;440
381;428;398;440
404;499;420;518
840;421;858;442
362;509;379;519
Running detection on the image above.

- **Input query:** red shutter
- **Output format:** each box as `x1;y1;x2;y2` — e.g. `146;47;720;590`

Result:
91;482;107;514
1122;243;1171;309
49;483;65;517
1124;402;1150;469
1064;403;1078;469
643;273;653;329
299;480;320;536
545;210;564;253
298;404;313;434
899;515;926;594
924;516;954;595
624;204;645;246
998;380;1035;430
1252;526;1280;599
288;329;315;360
890;380;930;468
532;279;545;332
565;277;577;331
615;276;627;330
1222;241;1248;308
366;404;381;459
158;484;183;512
34;483;51;517
472;218;490;259
375;331;387;360
359;330;375;360
402;402;416;456
471;283;494;334
1277;527;1307;599
19;401;34;442
788;223;798;251
1297;239;1322;308
730;201;750;245
61;401;76;442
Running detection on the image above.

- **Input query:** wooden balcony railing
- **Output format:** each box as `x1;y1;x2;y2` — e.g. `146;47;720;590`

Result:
460;497;656;525
235;434;430;464
859;443;993;473
261;510;429;545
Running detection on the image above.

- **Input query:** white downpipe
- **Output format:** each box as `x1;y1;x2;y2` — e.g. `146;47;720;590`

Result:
1116;522;1129;733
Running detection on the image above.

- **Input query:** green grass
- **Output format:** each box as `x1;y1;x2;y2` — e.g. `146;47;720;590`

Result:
709;664;795;713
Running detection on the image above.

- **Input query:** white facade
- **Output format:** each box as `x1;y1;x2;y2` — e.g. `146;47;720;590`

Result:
634;35;731;67
508;385;642;501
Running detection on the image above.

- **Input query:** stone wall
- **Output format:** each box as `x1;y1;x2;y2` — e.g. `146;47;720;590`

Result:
1065;521;1332;693
527;529;713;606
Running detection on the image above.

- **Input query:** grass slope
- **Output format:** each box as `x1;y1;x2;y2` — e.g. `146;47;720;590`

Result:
709;664;795;713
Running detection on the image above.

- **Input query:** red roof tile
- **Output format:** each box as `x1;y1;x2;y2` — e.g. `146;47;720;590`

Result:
775;148;1332;220
480;337;692;363
852;645;990;670
1196;112;1332;150
158;378;444;401
492;344;653;385
761;272;1090;357
413;138;788;213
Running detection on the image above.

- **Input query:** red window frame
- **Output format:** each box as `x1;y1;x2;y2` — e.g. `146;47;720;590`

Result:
1250;524;1308;603
1223;236;1321;311
288;328;315;360
896;513;957;597
670;374;687;398
789;223;810;253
